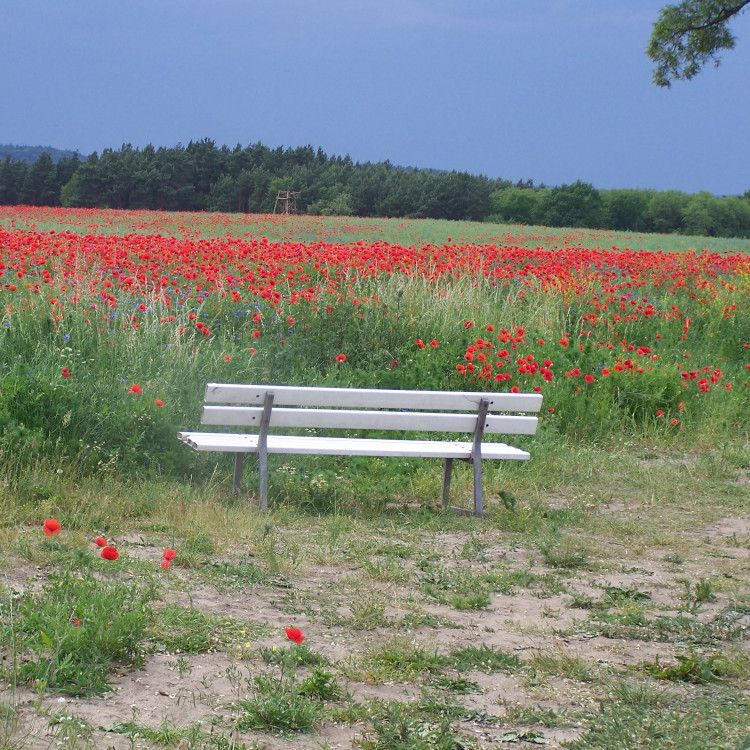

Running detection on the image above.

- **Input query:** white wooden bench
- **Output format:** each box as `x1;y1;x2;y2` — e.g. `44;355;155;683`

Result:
178;384;542;516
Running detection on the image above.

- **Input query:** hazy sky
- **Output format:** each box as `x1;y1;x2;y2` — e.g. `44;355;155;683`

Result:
2;1;749;195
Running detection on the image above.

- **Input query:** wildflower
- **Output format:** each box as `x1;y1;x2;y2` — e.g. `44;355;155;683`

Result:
163;549;177;561
656;410;664;417
224;355;231;362
583;374;595;383
671;418;679;426
94;536;108;547
161;560;171;569
415;339;426;348
129;384;142;394
154;399;164;407
285;627;305;644
101;546;119;560
61;367;71;378
42;518;61;536
335;353;347;363
429;339;439;348
464;320;473;329
252;330;261;338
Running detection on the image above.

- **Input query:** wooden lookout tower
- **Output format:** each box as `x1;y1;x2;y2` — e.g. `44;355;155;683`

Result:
273;190;300;215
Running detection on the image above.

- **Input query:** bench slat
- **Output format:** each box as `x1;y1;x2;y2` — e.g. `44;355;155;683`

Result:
200;406;538;435
205;383;543;413
178;431;531;460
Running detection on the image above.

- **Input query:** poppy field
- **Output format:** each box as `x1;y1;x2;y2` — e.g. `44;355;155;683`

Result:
1;207;749;749
0;206;748;489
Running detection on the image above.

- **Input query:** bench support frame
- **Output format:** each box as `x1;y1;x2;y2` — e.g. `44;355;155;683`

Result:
442;397;489;516
181;385;539;516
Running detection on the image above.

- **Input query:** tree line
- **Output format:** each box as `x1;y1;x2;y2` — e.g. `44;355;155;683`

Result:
1;139;749;237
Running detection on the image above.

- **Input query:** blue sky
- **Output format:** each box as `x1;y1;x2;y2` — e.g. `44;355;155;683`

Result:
2;0;749;195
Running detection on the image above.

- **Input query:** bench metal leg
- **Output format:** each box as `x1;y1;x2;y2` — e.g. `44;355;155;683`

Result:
470;398;489;516
233;453;244;496
256;391;274;511
473;458;483;516
442;458;453;507
258;447;268;511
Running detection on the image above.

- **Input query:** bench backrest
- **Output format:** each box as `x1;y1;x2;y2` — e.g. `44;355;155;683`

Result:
201;384;541;436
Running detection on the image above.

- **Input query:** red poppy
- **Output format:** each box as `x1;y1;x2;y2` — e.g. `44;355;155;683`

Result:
161;560;171;569
656;409;664;417
129;384;142;394
61;367;71;378
335;353;347;363
94;536;108;547
42;518;61;536
163;548;177;561
285;627;305;644
154;399;164;407
429;339;439;348
101;546;119;560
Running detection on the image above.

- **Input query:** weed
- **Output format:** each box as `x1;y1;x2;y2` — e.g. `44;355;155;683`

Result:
498;702;570;728
258;642;328;668
150;604;237;654
1;570;156;696
341;637;446;684
113;716;210;746
449;591;491;610
607;679;669;706
166;656;193;677
354;700;474;749
429;675;482;694
299;667;346;701
237;644;327;735
48;711;96;749
346;595;393;630
640;650;728;683
528;647;595;682
678;577;716;614
448;644;523;674
539;535;592;570
566;687;750;749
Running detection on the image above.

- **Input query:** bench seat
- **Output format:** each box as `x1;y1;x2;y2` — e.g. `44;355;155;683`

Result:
178;431;531;461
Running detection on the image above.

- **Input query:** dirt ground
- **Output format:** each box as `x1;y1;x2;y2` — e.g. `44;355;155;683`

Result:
2;508;749;750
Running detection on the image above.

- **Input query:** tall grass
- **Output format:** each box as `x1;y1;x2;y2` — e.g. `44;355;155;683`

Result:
1;209;748;504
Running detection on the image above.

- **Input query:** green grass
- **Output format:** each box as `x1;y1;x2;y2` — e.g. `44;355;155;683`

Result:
0;209;749;748
1;570;156;696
